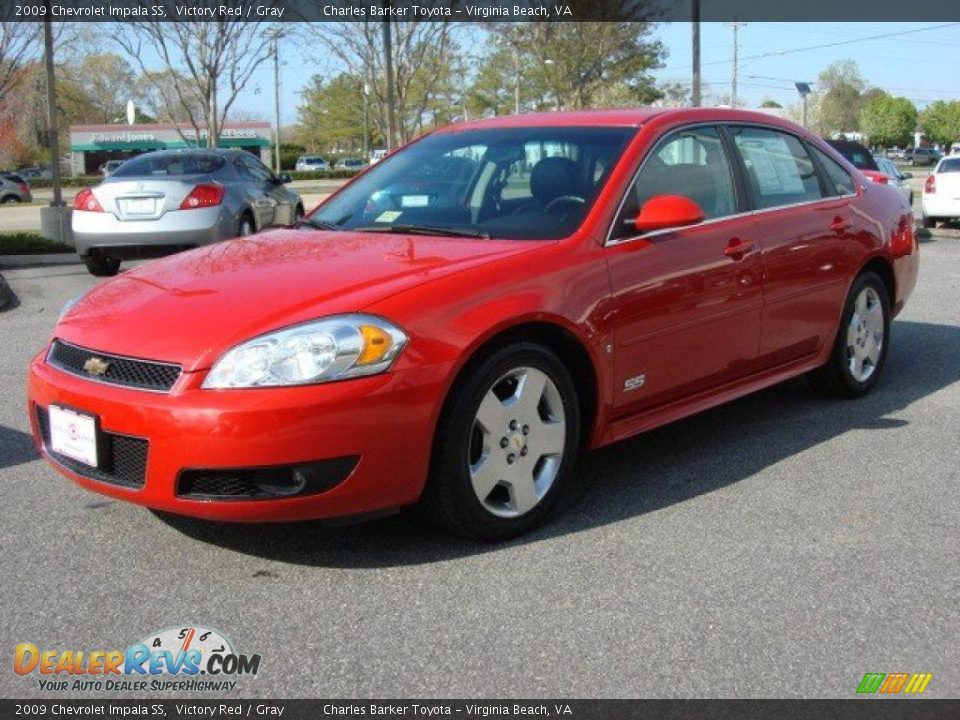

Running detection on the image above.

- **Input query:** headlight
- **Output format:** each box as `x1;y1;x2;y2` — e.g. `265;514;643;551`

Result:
58;294;84;322
202;314;408;389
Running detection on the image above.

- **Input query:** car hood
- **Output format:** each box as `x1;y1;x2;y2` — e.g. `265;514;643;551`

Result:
57;228;543;372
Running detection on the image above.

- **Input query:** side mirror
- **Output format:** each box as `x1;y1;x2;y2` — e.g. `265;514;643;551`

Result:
278;173;292;184
901;172;913;179
627;194;705;233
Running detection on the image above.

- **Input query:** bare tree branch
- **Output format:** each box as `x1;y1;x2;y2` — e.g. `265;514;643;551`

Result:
112;2;276;147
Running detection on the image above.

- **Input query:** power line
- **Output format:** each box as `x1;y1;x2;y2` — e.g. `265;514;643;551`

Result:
671;22;960;71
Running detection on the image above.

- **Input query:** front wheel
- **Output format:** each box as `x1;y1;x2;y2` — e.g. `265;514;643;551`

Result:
419;343;581;541
83;254;121;277
808;271;890;398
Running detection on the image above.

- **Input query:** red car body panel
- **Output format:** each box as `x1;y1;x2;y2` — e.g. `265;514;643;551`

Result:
27;108;918;522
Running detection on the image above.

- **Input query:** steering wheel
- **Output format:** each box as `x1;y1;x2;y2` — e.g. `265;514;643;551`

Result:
544;195;586;214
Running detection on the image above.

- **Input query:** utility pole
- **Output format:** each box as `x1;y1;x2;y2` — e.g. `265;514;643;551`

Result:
382;8;396;150
272;34;281;174
514;46;521;114
43;7;61;208
40;0;69;244
691;0;701;107
362;81;370;161
727;21;746;108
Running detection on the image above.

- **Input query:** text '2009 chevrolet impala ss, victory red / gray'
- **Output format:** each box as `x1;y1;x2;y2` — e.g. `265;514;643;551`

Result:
27;108;918;540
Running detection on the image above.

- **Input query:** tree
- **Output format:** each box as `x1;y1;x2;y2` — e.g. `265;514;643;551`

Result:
860;95;917;147
920;100;960;147
0;18;42;111
71;53;138;124
305;21;457;146
816;60;866;134
297;73;375;153
491;23;664;111
113;6;277;147
760;99;782;108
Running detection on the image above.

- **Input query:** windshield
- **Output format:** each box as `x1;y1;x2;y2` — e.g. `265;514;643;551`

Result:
112;153;225;178
309;126;635;240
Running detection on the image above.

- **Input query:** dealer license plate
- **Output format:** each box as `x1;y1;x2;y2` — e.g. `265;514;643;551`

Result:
49;405;98;467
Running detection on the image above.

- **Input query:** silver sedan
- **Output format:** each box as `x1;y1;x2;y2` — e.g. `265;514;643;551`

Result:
71;149;303;276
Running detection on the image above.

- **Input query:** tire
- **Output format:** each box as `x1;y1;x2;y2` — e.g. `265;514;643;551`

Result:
807;270;890;398
923;215;936;229
1;194;21;203
294;205;304;223
418;342;581;541
238;213;255;237
83;254;121;277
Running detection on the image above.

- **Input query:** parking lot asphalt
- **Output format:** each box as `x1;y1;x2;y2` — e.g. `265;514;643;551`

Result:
0;230;958;699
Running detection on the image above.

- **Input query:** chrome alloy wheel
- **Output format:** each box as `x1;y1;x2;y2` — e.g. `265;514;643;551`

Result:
846;286;885;382
468;366;566;518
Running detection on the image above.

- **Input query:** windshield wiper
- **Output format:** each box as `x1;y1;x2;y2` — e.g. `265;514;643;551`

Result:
353;223;490;239
297;217;339;231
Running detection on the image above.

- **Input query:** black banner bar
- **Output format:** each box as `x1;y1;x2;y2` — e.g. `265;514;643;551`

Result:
3;700;960;720
3;0;960;23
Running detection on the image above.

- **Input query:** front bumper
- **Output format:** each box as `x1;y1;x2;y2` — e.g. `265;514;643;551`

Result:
27;349;446;522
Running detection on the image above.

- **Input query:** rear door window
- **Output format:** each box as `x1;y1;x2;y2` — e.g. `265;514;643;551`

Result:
811;146;857;196
729;127;825;209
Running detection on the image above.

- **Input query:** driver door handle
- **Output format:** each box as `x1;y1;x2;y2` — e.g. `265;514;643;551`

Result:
723;237;754;259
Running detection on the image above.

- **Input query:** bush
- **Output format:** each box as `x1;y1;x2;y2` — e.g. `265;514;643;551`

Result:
0;231;72;254
26;176;102;190
286;169;360;181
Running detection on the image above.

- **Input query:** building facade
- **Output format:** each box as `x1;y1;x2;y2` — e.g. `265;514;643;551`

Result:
67;122;271;175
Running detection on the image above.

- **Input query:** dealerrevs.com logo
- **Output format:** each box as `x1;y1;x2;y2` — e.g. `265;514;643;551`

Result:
14;626;261;693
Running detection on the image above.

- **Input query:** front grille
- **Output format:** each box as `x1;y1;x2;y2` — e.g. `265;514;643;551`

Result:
36;406;148;489
47;340;181;392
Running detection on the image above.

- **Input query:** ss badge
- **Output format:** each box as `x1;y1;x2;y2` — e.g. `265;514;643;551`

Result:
623;374;646;392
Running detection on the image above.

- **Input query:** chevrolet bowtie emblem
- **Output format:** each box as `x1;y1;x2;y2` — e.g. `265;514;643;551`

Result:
83;357;110;376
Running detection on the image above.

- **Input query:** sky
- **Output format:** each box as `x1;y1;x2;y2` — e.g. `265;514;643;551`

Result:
196;22;960;125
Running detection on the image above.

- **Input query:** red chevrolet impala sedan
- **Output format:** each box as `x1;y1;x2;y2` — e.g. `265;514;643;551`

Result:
27;109;918;540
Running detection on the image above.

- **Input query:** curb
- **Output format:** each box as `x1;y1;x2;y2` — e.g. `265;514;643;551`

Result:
0;272;14;311
0;253;80;269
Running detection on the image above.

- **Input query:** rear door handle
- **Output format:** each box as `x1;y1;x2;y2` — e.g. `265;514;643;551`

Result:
830;218;852;234
723;238;755;259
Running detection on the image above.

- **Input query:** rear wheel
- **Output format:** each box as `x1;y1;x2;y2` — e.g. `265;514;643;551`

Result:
238;213;255;237
808;271;890;398
83;254;121;277
1;195;20;203
923;215;936;229
418;343;581;541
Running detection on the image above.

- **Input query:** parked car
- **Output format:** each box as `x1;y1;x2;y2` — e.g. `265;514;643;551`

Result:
17;166;52;181
71;149;304;276
825;139;889;186
875;157;914;206
334;158;366;171
369;149;388;164
99;160;126;176
921;154;960;228
31;108;918;540
295;155;328;172
903;147;939;166
0;172;32;203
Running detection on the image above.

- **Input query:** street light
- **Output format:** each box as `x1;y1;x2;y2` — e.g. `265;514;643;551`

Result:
544;59;560;111
795;82;813;128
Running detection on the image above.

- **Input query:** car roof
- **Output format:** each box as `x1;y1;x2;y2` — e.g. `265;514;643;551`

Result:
440;107;805;133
